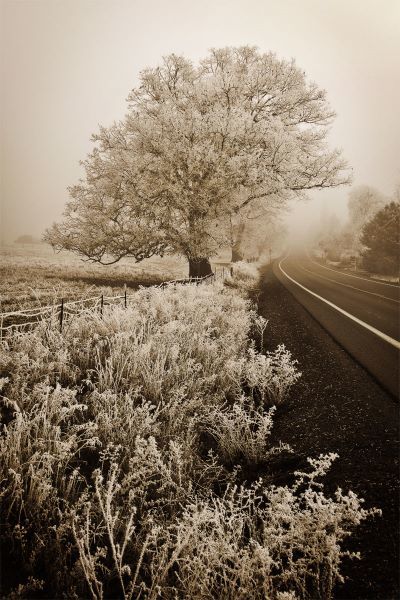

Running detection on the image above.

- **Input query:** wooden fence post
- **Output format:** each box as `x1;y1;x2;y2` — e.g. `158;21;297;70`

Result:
230;266;233;277
124;284;127;308
59;298;64;332
100;294;104;318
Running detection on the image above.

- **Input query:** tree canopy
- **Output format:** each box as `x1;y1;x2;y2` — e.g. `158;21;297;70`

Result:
45;46;350;275
361;201;400;275
346;185;387;250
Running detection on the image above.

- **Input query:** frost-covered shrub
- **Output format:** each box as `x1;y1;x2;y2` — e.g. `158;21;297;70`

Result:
88;285;252;403
227;345;301;406
147;454;380;600
0;321;76;402
69;455;377;600
244;345;301;405
0;383;98;597
70;443;225;600
0;383;97;518
203;400;287;465
0;283;252;406
88;391;161;458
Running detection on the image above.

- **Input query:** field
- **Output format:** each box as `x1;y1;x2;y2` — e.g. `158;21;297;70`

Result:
0;244;235;314
0;243;188;313
0;247;378;599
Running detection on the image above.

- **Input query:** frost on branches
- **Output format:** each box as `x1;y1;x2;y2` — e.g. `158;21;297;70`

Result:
45;47;350;276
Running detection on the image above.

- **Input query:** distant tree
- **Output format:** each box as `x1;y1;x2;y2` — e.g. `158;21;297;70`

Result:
317;213;343;261
254;219;288;260
15;234;35;244
393;181;400;202
346;185;387;253
45;47;350;277
360;202;400;275
348;185;387;227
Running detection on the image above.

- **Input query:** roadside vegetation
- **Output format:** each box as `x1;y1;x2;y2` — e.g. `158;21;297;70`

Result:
360;201;399;277
225;260;261;291
0;266;378;599
315;184;400;281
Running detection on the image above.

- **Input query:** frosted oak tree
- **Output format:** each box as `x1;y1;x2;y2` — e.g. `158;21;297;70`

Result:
45;47;350;276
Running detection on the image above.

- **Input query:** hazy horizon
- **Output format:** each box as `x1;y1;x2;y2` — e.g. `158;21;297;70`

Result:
1;0;399;246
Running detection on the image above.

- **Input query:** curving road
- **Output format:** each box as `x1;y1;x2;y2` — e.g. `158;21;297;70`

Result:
274;252;400;398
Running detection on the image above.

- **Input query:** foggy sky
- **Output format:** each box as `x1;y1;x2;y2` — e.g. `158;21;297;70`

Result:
1;0;399;245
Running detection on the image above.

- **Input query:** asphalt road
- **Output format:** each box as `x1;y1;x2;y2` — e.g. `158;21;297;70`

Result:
274;253;400;398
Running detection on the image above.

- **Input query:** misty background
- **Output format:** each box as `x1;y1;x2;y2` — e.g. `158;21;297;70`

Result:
1;0;399;246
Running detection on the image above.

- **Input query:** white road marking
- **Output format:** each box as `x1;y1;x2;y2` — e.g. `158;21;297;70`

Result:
278;257;400;350
298;262;399;304
307;254;400;288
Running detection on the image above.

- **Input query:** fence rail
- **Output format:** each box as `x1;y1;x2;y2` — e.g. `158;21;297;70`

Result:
0;270;225;336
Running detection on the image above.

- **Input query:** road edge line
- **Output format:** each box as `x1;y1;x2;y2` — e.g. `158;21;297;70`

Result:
307;254;400;288
299;262;399;304
278;257;400;350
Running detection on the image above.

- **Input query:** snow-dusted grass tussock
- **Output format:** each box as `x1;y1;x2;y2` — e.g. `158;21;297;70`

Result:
0;283;376;599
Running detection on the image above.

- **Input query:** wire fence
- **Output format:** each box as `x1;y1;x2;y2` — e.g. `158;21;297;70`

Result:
0;268;230;336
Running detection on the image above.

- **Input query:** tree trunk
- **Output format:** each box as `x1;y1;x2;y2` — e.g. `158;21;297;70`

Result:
188;257;213;278
231;220;246;262
231;243;244;263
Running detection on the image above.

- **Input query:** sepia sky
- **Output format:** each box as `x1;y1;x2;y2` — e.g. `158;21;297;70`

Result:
1;0;399;244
